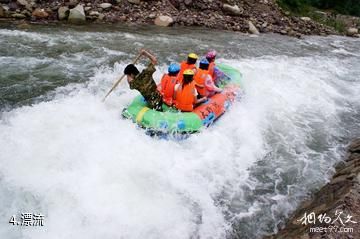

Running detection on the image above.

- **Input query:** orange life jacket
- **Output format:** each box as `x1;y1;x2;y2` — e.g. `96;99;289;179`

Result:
179;61;197;82
159;74;178;105
175;81;196;112
194;68;211;97
208;62;216;80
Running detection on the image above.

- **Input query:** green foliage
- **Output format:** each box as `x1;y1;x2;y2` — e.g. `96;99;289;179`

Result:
278;0;360;16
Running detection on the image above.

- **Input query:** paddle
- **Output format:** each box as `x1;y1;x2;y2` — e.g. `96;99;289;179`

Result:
102;52;143;102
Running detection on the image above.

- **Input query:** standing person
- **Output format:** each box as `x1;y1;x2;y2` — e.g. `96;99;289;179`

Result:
194;59;222;98
124;49;163;111
158;63;180;106
174;70;207;112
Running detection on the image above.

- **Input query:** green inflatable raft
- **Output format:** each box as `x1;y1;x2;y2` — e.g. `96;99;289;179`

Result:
122;64;243;134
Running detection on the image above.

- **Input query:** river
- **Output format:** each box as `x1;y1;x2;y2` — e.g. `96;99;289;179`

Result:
0;22;359;239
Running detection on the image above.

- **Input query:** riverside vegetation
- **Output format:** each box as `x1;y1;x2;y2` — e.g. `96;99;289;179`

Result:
0;0;359;37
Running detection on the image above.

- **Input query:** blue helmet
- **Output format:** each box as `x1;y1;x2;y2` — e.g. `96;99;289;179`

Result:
168;63;180;73
200;58;209;65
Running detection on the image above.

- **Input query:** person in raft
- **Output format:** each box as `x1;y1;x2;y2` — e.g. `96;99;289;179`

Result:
158;63;181;106
194;59;222;98
205;49;230;85
174;69;207;112
124;49;163;111
178;53;199;80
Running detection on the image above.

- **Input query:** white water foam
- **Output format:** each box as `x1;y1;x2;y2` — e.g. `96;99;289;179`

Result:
1;43;359;239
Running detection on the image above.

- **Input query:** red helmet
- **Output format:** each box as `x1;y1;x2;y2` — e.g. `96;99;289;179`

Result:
206;50;217;60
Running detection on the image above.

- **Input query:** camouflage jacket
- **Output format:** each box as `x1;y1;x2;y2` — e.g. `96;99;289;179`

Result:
129;63;163;111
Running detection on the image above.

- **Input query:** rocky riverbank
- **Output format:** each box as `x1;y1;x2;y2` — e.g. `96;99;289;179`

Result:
2;0;358;37
265;139;360;239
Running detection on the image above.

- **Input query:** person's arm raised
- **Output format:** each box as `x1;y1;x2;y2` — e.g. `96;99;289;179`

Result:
140;49;158;65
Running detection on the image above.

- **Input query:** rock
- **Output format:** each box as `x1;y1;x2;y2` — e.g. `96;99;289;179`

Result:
223;4;243;16
0;5;4;18
349;139;360;152
32;8;48;18
9;1;18;11
128;0;140;4
148;12;156;19
89;11;100;16
0;0;10;3
248;21;259;35
99;3;112;10
154;15;173;27
58;6;69;20
84;7;91;12
314;10;327;18
68;4;86;23
16;0;26;5
12;13;26;18
68;0;79;8
184;0;192;5
17;0;31;11
300;17;311;21
98;13;105;20
347;27;359;37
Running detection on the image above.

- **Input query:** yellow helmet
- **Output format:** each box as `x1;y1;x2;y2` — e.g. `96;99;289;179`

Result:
188;53;198;60
183;69;195;76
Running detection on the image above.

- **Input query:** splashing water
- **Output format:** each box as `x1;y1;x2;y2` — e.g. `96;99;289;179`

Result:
0;23;359;239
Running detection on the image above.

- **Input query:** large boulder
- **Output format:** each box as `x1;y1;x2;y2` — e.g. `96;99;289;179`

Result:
32;8;49;18
347;27;359;37
248;21;259;35
222;4;243;16
68;4;86;23
58;6;69;21
154;15;173;27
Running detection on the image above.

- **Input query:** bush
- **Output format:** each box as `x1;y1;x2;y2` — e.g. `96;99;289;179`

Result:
279;0;360;16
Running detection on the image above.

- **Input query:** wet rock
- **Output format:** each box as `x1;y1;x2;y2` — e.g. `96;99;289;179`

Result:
154;15;173;27
12;13;26;18
99;3;112;10
265;138;360;239
347;27;359;37
248;20;259;34
32;8;48;18
68;4;86;23
223;4;243;16
58;6;69;20
128;0;140;4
